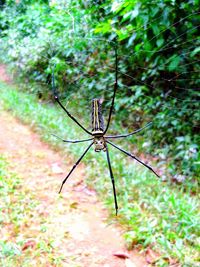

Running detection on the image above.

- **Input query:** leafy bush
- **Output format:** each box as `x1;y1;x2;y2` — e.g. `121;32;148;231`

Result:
0;0;199;180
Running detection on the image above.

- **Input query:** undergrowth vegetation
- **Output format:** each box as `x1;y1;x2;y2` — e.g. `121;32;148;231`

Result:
0;0;199;180
0;82;200;266
0;155;68;266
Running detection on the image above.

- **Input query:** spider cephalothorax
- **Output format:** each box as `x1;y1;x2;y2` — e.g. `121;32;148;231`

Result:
94;136;106;152
52;42;159;215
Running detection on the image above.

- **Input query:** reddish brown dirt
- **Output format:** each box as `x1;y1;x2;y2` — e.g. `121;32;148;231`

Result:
0;64;12;83
0;65;148;267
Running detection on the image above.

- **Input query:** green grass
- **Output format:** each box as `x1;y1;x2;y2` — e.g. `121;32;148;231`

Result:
0;156;68;267
0;82;199;267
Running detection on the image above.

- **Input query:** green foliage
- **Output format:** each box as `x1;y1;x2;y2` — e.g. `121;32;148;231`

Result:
0;148;71;266
0;0;199;181
0;156;29;265
96;0;200;176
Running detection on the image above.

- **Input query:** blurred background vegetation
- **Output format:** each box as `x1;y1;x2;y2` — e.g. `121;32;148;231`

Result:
0;1;200;266
0;0;199;181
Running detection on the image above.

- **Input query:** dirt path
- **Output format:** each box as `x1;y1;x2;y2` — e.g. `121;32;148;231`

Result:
0;66;147;266
0;64;12;83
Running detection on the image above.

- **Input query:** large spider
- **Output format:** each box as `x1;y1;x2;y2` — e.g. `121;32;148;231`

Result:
52;45;159;215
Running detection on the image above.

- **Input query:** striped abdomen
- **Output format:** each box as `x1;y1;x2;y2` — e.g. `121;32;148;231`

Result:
91;99;104;135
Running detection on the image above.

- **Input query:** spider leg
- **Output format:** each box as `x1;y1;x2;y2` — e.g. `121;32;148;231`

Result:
52;68;92;136
103;42;118;135
59;142;93;193
105;145;118;215
107;140;160;178
54;96;93;136
105;122;152;139
52;133;93;144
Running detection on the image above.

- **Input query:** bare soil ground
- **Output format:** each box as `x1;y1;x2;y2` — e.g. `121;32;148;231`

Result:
0;64;12;83
0;65;147;266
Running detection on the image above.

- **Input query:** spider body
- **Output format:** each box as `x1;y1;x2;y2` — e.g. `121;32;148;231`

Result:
91;98;106;152
52;43;159;215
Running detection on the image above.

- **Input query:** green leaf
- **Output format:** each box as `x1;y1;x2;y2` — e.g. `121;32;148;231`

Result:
127;32;137;47
168;56;181;71
156;38;164;47
191;47;200;57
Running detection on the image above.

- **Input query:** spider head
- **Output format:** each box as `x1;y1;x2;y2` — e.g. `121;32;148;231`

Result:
94;136;106;152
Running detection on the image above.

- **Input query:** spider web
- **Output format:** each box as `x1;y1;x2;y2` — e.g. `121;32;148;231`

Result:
50;7;200;136
1;3;199;135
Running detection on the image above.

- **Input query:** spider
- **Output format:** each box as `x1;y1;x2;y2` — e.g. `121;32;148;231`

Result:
52;44;159;215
